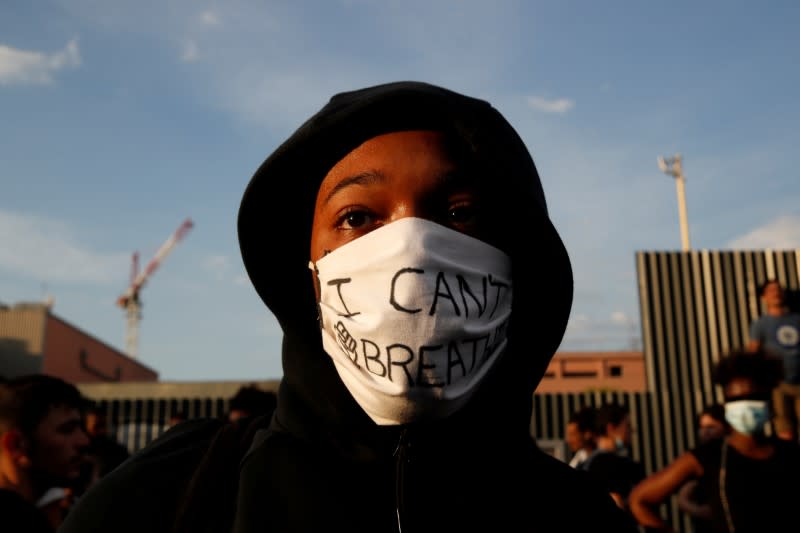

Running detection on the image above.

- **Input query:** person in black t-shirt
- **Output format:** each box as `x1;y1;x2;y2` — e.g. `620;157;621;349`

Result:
582;400;646;518
675;403;728;533
629;349;800;532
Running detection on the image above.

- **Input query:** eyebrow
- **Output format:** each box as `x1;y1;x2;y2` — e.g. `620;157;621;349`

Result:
323;168;475;205
322;170;386;205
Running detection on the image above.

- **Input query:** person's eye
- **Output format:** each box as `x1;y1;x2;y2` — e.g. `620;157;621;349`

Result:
335;208;375;230
448;201;479;227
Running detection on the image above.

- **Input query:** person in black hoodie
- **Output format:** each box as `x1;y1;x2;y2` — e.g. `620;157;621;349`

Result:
59;81;635;533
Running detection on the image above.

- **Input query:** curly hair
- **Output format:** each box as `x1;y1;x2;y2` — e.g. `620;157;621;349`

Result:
228;385;276;418
593;401;629;437
712;349;783;391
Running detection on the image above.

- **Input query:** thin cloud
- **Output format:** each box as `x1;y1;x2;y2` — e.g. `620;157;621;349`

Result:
527;95;575;114
199;10;220;26
203;254;230;279
727;214;800;250
610;311;630;325
0;210;128;283
179;10;221;63
203;256;252;286
0;38;81;85
181;40;199;63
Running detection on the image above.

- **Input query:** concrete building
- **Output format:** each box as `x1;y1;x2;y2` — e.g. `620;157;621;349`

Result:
0;301;157;383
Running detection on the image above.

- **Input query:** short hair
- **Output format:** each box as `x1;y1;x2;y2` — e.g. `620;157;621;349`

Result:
594;401;629;436
758;278;782;297
712;349;783;391
698;403;726;425
568;406;597;434
0;374;87;437
228;385;277;417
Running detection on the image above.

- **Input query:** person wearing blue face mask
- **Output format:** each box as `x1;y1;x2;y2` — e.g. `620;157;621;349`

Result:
629;349;800;533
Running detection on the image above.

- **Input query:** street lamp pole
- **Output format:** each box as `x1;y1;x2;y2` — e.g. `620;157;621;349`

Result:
657;153;691;251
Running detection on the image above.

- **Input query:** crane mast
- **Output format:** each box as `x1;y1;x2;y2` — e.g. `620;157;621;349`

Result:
117;218;194;359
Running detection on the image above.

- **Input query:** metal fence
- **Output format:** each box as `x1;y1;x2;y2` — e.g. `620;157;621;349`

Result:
78;380;279;453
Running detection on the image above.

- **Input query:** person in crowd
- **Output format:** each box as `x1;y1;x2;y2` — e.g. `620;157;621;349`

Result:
565;405;597;468
675;403;728;533
36;486;74;531
60;80;636;532
628;349;800;532
581;400;646;518
0;374;89;533
79;405;130;490
168;410;188;428
747;278;800;441
226;385;277;424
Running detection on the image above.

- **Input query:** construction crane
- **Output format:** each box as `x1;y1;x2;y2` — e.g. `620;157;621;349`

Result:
117;218;194;359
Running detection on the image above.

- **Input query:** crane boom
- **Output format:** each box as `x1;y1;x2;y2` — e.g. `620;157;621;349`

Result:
117;218;194;358
117;218;194;306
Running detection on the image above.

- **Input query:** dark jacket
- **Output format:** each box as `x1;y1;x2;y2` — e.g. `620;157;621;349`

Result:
60;81;636;532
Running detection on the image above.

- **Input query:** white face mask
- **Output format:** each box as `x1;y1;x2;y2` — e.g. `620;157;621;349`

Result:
309;217;513;425
724;400;769;435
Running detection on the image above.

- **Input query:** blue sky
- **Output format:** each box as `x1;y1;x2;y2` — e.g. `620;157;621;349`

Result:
2;1;798;381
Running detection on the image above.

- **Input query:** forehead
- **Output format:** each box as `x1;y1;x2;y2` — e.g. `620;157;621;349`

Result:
33;404;82;435
699;414;721;425
764;282;782;293
724;377;757;398
317;130;468;194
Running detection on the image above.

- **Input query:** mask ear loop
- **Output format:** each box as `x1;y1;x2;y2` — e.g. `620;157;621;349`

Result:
719;439;735;533
309;260;323;328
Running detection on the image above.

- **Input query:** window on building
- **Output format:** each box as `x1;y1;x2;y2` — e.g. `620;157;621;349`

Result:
562;371;598;378
609;365;623;377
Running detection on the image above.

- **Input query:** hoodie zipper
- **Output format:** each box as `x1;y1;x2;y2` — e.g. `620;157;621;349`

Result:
393;427;411;533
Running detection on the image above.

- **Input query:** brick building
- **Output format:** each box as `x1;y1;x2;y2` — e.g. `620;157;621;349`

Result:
535;350;646;393
0;301;157;383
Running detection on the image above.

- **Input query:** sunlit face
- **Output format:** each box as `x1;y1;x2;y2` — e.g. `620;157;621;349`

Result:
762;281;785;307
84;412;107;437
310;130;495;271
31;405;89;482
228;409;249;423
565;422;582;452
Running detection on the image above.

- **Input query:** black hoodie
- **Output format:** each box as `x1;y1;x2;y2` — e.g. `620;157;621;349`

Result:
59;82;636;533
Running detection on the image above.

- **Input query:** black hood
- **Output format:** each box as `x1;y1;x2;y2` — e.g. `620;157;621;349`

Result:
238;81;573;450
